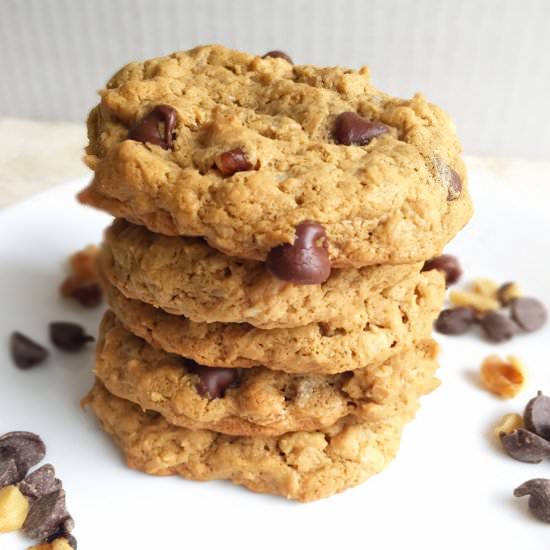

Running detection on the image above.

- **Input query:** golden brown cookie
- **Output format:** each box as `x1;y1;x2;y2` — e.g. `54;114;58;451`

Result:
103;270;444;374
94;311;439;437
84;380;428;501
99;219;444;330
79;44;472;268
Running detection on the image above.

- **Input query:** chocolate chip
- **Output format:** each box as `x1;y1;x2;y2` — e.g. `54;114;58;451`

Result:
500;428;550;463
23;489;74;540
0;432;46;476
18;464;61;501
514;479;550;524
479;311;518;343
266;221;331;284
187;361;239;399
10;332;49;369
263;50;293;64
66;283;103;308
434;307;476;335
510;297;547;332
45;532;78;549
421;254;462;286
128;105;177;150
215;148;253;177
447;168;462;201
0;450;20;488
333;112;388;146
524;391;550;441
49;322;94;352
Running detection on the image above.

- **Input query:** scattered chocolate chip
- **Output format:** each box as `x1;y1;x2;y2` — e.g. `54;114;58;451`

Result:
128;105;177;150
64;281;103;308
500;428;550;463
434;307;476;335
49;322;94;352
421;254;462;286
215;148;253;177
266;221;331;284
23;489;74;540
510;297;547;332
263;50;293;64
45;531;78;549
0;432;46;476
479;311;518;343
333;112;388;146
18;464;61;501
447;168;462;201
187;361;239;399
514;479;550;524
0;449;21;488
524;391;550;441
10;332;49;369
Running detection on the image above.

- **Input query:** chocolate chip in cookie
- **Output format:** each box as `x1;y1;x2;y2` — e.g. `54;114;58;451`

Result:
128;105;177;150
215;148;253;177
263;50;293;64
333;112;388;146
187;361;239;399
422;254;462;286
447;168;462;201
266;221;331;284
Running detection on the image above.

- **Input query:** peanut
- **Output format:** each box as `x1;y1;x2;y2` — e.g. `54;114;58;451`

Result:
498;282;523;306
480;355;526;399
450;290;500;313
470;278;498;299
494;413;524;438
0;485;29;532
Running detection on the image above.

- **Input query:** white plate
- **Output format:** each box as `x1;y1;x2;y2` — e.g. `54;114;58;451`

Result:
1;171;549;550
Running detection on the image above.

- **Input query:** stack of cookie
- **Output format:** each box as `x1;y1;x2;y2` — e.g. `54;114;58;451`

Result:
79;45;472;501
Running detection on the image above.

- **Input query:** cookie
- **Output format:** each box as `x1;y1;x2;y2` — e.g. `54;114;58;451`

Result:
84;381;426;501
103;270;444;374
79;44;472;268
95;311;439;436
99;219;442;330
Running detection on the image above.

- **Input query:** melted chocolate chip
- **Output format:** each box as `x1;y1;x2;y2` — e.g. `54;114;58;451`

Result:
49;322;94;352
514;479;550;524
187;362;239;399
215;148;253;177
0;432;46;476
510;297;547;332
500;428;550;463
18;464;61;501
128;105;177;150
524;392;550;441
266;222;331;284
263;50;293;64
447;168;462;201
434;307;476;335
422;254;462;286
10;332;49;369
333;112;388;146
23;488;74;540
479;311;518;343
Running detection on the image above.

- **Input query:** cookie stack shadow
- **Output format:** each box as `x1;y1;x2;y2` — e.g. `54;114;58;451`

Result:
78;45;472;501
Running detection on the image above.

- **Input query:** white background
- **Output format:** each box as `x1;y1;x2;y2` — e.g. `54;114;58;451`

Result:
0;0;549;158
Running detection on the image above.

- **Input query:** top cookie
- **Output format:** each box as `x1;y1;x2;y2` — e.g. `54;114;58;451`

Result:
80;44;472;269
